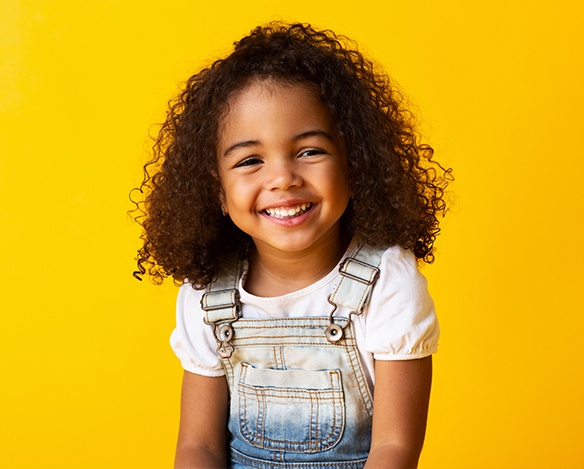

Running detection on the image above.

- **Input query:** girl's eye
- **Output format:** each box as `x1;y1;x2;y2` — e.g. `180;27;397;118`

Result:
299;148;325;157
234;157;262;168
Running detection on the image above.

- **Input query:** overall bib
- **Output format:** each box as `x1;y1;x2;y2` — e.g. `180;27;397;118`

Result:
201;245;383;469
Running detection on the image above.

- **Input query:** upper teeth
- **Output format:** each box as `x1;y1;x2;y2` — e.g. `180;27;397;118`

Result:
265;203;311;219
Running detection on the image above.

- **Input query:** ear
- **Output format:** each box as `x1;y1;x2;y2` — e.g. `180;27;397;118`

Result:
218;189;228;216
212;169;228;216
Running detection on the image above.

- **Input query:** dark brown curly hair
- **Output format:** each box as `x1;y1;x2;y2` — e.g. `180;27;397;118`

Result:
131;22;452;287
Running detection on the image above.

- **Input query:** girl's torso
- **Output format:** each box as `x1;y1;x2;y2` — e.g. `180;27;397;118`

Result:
170;242;439;468
201;244;384;468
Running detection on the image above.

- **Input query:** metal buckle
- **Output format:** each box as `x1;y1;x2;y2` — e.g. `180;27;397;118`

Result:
201;289;241;358
200;289;241;313
215;323;236;358
325;294;352;344
339;257;380;285
325;252;381;344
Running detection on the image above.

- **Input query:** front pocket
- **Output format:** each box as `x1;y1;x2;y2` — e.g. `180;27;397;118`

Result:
237;363;345;453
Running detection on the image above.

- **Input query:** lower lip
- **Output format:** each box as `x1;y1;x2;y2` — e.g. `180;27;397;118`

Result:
261;205;316;227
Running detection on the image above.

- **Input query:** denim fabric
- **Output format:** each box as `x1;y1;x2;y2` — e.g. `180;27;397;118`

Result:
202;245;384;468
221;316;373;468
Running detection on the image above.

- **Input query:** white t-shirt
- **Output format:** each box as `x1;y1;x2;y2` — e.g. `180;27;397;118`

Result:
170;243;439;391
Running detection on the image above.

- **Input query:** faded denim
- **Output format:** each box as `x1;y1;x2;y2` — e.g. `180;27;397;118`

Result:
202;245;383;468
224;317;372;468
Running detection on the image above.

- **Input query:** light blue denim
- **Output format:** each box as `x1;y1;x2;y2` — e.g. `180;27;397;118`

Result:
202;245;383;468
225;316;372;468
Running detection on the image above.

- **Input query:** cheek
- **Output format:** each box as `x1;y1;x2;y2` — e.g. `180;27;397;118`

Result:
220;177;253;213
332;163;351;198
217;168;234;197
220;178;241;205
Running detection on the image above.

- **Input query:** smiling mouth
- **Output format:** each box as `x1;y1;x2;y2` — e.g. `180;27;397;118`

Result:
263;203;313;219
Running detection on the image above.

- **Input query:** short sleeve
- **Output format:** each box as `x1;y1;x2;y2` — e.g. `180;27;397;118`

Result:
364;247;439;360
169;283;225;377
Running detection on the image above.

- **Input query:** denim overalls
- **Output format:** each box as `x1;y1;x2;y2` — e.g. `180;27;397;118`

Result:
201;245;384;469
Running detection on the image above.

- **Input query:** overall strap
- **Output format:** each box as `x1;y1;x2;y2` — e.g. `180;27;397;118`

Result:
329;244;383;313
201;244;386;350
325;244;384;343
200;263;242;358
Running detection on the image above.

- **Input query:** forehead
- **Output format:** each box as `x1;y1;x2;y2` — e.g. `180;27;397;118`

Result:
230;78;321;104
218;80;337;146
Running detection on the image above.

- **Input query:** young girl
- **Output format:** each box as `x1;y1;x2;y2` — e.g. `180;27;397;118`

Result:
133;22;450;469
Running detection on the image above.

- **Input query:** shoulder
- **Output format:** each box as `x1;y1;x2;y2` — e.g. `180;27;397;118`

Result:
372;244;432;314
171;282;225;377
361;244;427;293
378;245;421;274
363;245;439;360
177;281;206;309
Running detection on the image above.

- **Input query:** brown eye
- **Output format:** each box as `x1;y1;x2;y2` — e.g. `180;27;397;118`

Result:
235;157;262;168
298;148;325;157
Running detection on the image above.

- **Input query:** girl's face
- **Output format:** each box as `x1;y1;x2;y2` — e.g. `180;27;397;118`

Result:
217;80;350;258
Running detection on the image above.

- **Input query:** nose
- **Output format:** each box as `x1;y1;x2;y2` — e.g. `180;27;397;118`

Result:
264;159;303;191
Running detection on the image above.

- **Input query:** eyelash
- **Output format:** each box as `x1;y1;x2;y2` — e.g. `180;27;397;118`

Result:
234;157;262;168
233;148;327;168
299;148;325;157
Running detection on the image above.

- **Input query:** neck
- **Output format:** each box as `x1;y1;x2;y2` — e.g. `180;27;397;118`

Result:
244;232;350;297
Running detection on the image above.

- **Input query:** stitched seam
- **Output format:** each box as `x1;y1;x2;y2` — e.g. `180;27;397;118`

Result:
232;338;356;344
238;376;343;451
343;325;373;414
230;448;368;468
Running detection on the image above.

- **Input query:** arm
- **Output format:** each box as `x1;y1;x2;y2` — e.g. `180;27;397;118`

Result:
364;356;433;469
174;370;229;469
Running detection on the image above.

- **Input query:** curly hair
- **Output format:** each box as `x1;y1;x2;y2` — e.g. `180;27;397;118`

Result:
131;22;452;287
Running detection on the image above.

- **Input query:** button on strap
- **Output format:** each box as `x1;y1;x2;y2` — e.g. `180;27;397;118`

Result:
325;244;384;344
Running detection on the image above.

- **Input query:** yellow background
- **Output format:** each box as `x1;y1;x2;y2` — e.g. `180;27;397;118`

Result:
1;1;583;467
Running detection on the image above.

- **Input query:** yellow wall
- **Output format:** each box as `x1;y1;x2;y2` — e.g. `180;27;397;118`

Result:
1;1;583;467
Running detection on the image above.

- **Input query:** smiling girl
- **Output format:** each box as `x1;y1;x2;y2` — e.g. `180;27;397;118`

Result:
132;23;451;469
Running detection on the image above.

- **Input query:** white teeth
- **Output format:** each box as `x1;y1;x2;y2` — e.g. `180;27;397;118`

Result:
265;203;312;219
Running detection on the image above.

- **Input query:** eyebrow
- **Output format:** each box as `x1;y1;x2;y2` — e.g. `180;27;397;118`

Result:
294;129;335;143
222;129;335;157
223;140;260;157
